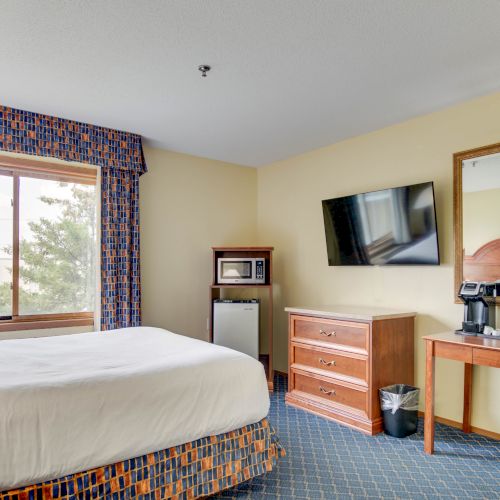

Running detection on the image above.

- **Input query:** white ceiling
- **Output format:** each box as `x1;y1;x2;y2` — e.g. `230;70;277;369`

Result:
2;1;500;167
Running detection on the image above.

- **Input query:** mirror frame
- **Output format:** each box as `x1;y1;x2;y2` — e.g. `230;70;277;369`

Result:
453;142;500;303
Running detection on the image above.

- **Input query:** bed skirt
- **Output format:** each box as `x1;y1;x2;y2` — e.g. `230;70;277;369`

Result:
0;418;284;500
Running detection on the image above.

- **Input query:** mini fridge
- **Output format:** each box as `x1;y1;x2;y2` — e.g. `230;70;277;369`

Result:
213;300;259;359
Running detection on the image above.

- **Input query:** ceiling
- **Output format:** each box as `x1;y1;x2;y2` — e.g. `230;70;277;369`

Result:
2;1;500;167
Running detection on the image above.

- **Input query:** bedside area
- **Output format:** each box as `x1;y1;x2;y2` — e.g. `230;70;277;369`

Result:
285;306;416;435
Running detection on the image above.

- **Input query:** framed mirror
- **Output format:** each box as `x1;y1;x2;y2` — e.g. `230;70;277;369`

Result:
454;142;500;302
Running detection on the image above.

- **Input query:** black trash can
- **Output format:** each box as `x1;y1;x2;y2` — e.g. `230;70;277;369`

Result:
379;384;419;438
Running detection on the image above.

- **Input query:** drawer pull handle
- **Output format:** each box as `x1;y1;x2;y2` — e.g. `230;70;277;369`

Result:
319;329;336;337
319;358;336;367
319;386;336;396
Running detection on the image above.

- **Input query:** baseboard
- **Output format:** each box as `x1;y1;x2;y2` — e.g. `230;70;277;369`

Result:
286;392;381;435
417;411;500;440
277;372;498;440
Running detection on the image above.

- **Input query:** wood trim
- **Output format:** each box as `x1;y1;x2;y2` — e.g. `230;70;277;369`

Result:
0;156;97;323
210;284;271;289
12;175;20;316
209;246;274;391
286;310;373;325
418;411;500;441
211;246;274;252
0;315;94;333
286;392;382;435
424;339;435;454
463;363;473;433
423;333;500;351
434;342;472;362
0;154;97;182
288;313;293;382
453;142;500;303
268;284;274;391
10;312;94;322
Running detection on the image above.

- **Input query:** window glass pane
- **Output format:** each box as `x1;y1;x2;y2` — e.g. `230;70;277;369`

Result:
0;175;12;317
19;177;96;315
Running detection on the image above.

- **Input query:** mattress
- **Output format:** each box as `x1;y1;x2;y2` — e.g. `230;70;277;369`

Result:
0;327;270;490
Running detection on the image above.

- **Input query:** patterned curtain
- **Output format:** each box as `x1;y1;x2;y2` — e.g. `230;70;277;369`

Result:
0;105;147;330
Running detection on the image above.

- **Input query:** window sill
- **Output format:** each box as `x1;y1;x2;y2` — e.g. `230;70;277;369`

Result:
0;314;94;333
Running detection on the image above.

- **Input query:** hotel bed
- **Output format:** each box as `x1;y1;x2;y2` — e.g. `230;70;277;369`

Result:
0;327;283;498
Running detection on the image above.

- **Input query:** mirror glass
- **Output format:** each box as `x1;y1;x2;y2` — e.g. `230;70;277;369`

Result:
462;152;500;284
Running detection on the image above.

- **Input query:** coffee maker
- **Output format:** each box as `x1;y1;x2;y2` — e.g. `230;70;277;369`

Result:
456;281;497;336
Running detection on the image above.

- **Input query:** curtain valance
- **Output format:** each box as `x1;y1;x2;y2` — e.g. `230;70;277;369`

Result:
0;105;147;174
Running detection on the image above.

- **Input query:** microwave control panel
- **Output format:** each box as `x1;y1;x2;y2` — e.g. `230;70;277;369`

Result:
256;259;264;281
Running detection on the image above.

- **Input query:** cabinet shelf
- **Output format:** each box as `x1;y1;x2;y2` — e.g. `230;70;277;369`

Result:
209;246;274;391
211;284;272;289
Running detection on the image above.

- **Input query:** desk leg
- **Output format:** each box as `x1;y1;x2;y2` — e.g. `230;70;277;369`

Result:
463;363;472;433
424;339;435;455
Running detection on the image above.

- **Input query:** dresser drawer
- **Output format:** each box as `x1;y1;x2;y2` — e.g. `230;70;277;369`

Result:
292;344;368;384
291;315;369;353
291;369;368;414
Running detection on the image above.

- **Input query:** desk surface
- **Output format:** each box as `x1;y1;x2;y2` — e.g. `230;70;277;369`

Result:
423;331;500;351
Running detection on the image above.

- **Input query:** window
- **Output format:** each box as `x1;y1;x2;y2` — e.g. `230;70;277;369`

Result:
0;157;97;331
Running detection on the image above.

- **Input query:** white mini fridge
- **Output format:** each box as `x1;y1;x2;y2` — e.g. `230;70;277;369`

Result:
213;300;259;359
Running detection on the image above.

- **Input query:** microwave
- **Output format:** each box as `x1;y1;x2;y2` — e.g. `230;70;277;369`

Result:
217;257;266;284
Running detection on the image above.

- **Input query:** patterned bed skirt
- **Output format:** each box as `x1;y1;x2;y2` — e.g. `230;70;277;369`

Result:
0;418;284;500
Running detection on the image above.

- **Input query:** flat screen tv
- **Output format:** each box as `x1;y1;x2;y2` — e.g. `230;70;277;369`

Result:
322;182;440;266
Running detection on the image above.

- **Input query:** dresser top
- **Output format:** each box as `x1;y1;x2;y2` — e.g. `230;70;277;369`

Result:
284;305;416;321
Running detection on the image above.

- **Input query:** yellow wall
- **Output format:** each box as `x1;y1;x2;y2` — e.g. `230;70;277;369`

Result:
4;94;500;433
257;91;500;432
463;188;500;255
140;146;257;342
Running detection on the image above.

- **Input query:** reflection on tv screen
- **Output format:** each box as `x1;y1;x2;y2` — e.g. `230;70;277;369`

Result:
322;182;440;266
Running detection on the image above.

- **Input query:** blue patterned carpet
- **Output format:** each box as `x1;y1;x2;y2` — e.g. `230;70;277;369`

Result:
214;375;500;499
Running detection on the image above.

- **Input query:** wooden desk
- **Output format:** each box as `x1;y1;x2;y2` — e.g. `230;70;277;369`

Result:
423;331;500;454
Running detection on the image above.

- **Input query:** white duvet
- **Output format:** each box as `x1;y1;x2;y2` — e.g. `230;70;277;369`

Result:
0;327;270;490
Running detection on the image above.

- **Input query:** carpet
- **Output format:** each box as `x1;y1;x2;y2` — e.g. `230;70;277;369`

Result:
213;374;500;499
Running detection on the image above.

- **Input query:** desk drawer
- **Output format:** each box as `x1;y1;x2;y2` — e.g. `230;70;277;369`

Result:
292;344;368;383
473;348;500;368
292;370;368;414
434;342;472;363
291;315;369;353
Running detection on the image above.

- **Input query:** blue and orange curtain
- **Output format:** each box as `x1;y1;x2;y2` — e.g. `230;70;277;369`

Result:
0;105;147;330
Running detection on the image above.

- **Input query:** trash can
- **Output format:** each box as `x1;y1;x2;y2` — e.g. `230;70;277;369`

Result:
379;384;419;438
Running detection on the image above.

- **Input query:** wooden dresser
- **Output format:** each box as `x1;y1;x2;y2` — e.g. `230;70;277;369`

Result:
285;306;416;435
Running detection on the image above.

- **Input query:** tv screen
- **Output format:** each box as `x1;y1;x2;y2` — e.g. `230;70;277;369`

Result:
322;182;440;266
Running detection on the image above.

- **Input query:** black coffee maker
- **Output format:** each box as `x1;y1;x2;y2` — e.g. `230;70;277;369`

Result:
456;281;496;336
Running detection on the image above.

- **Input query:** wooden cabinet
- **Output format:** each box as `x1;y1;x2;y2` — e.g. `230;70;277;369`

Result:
285;307;416;435
209;247;274;391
